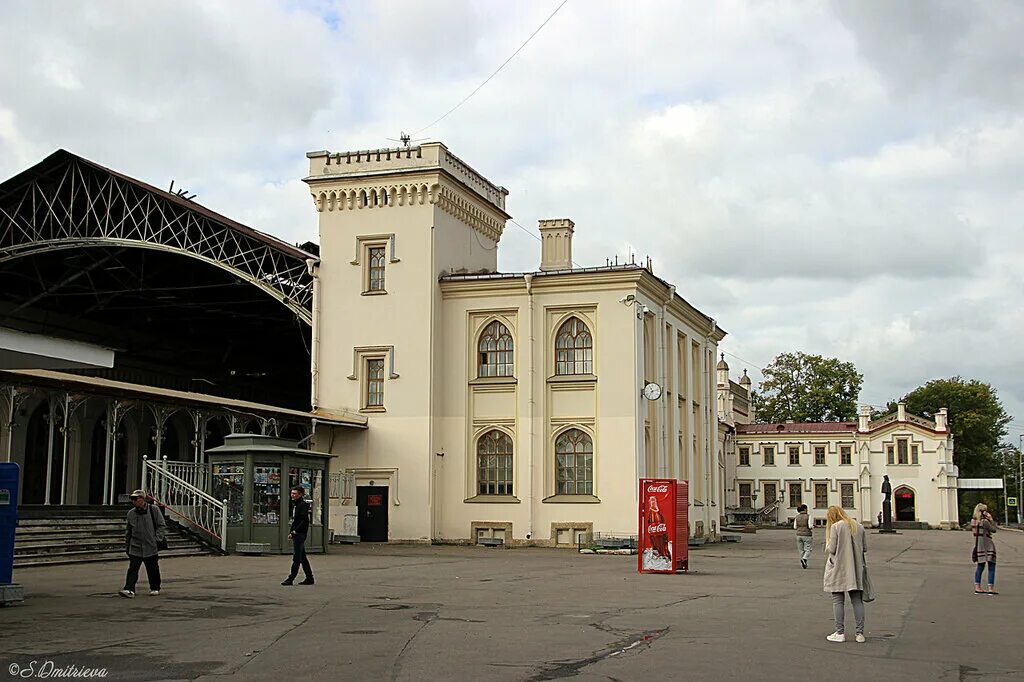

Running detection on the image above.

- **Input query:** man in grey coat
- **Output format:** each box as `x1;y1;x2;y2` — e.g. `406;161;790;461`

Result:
119;489;166;598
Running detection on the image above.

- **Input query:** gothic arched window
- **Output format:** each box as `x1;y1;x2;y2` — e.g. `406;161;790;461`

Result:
477;430;513;495
555;317;592;375
478;321;514;377
555;428;593;495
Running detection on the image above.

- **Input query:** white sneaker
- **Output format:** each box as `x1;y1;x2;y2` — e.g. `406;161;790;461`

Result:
149;590;160;596
826;632;845;643
118;589;135;599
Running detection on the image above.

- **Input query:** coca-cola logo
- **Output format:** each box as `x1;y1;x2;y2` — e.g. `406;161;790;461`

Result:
648;523;667;533
647;484;669;494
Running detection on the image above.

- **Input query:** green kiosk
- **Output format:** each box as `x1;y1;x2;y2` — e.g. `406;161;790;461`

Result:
206;434;331;555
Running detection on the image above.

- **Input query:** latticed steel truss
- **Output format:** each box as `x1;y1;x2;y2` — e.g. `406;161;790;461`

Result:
0;151;314;324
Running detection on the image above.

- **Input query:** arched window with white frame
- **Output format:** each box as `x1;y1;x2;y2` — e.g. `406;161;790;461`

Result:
555;317;592;375
478;321;514;377
477;430;514;496
555;428;593;495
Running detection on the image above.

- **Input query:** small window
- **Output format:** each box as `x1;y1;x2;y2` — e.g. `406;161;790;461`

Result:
555;429;593;495
911;444;919;465
887;445;895;465
841;483;855;508
897;439;909;465
739;446;750;467
739;483;752;508
367;246;386;292
555;317;593;375
477;430;513;496
840;445;852;466
814;483;828;509
788;482;802;508
763;446;775;466
365;358;385;408
814;446;826;465
789;446;800;466
478;321;514;377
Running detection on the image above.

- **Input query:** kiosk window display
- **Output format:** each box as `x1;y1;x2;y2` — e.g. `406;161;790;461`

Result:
205;434;331;554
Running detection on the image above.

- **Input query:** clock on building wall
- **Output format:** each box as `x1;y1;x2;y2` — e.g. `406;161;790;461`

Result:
643;382;662;401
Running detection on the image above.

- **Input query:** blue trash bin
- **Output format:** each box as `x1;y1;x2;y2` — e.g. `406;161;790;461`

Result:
0;463;20;585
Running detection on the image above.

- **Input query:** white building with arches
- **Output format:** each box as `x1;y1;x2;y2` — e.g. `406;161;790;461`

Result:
304;143;726;545
716;357;959;530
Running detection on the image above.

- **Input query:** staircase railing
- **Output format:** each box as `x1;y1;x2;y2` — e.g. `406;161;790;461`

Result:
142;456;227;552
157;458;211;494
757;499;781;519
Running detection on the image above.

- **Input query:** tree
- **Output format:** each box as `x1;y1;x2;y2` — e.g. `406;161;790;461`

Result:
889;377;1011;481
752;352;863;423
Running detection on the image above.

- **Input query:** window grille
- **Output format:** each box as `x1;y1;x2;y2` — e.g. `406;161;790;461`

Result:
368;246;386;291
366;358;385;407
556;428;593;495
478;321;514;377
555;317;593;375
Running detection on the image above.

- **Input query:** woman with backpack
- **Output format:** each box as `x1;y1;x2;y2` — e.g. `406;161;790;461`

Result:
823;505;868;643
971;503;997;595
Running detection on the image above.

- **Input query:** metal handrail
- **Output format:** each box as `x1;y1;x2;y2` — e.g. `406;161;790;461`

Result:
159;459;211;493
142;456;228;551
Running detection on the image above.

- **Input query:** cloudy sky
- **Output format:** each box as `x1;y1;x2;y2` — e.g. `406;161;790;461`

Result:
2;0;1022;438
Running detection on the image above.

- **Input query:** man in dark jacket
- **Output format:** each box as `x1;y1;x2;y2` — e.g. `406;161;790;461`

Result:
119;489;166;598
282;486;314;586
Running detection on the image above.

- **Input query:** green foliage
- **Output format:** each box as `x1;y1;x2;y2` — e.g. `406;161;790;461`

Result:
892;377;1011;481
751;352;863;423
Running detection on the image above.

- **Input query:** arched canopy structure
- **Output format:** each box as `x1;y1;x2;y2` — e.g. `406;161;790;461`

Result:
0;150;315;323
0;150;318;411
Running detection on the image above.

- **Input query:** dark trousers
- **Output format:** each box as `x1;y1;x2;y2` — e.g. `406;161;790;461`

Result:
124;555;161;592
289;534;313;580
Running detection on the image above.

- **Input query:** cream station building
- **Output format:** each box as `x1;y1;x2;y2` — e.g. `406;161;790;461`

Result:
716;357;959;529
303;143;726;546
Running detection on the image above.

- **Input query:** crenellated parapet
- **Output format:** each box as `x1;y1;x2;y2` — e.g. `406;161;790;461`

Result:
304;142;508;241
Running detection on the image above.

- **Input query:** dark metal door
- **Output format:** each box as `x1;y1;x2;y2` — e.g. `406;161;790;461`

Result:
357;486;388;542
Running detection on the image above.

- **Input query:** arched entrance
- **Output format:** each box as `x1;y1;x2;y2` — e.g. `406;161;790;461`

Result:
22;400;65;504
895;486;916;521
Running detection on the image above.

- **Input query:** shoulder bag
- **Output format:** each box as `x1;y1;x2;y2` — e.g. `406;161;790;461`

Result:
853;527;876;603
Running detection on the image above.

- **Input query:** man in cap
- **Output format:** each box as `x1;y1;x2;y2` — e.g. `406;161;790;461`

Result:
119;489;167;598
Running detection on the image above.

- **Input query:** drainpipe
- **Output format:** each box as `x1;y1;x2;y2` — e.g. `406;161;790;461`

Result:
659;286;674;478
306;258;321;412
525;274;536;543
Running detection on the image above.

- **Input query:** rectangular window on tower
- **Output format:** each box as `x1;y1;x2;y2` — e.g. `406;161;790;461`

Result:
814;446;826;465
739;447;750;467
763;446;775;466
367;246;386;292
365;358;385;408
789;446;800;466
840;445;852;466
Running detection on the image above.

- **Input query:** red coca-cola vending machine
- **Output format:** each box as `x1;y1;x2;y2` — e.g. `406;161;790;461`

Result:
638;478;689;574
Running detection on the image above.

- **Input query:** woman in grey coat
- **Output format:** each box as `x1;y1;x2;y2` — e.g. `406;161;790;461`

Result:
971;503;997;595
823;505;867;643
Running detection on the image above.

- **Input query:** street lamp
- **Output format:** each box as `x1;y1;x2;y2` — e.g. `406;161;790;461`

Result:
1018;435;1023;527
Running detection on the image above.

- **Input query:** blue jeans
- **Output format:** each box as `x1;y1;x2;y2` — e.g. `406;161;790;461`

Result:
289;534;313;580
797;537;812;562
974;562;995;586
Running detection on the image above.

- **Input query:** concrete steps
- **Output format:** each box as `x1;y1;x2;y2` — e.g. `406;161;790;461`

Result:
13;505;214;569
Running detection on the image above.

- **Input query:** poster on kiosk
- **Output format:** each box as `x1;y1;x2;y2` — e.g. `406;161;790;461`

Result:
638;478;689;574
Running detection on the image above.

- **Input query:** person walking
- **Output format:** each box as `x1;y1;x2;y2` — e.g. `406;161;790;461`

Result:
971;503;997;595
794;503;813;569
823;505;867;643
119;489;167;598
282;486;314;586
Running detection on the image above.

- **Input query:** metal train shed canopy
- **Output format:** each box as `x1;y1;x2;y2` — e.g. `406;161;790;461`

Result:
0;150;318;411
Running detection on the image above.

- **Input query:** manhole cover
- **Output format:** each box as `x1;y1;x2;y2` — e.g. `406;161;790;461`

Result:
368;603;412;611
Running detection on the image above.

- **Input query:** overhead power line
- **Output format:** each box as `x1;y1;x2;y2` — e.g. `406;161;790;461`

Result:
412;0;570;135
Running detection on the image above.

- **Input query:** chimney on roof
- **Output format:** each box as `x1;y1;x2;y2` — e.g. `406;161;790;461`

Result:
936;407;948;432
538;218;574;271
858;404;871;433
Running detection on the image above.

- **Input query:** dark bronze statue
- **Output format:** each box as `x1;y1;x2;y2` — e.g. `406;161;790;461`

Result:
880;475;895;533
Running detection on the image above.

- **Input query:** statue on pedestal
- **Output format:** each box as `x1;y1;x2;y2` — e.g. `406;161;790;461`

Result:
880;475;895;533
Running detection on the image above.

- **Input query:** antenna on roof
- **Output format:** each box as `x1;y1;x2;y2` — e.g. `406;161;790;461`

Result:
386;131;428;148
167;180;197;201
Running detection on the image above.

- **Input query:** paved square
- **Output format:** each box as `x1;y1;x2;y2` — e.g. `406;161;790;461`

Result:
1;529;1021;681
